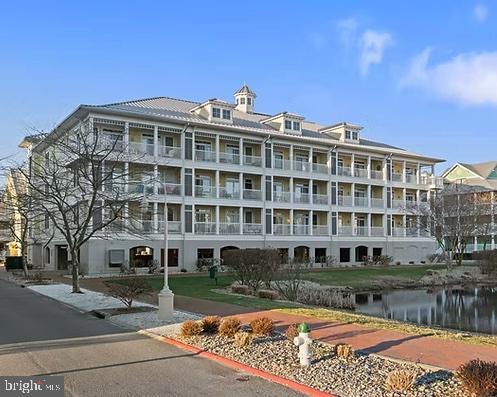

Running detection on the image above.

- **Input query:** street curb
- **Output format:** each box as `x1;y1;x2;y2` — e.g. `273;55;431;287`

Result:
138;330;337;397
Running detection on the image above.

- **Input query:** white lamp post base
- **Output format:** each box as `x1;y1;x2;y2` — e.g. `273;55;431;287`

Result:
158;289;174;320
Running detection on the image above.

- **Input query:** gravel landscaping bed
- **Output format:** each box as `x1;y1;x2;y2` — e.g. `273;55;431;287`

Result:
156;327;464;397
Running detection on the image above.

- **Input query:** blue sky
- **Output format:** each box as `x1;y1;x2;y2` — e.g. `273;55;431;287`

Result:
1;1;496;172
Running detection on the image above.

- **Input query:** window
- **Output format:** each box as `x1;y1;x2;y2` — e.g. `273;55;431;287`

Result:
244;178;253;190
352;131;358;140
293;121;300;131
315;248;327;262
244;210;253;224
240;97;246;104
164;136;174;147
197;248;214;260
247;97;252;105
284;120;292;129
222;109;231;120
345;131;351;139
162;248;179;267
45;247;51;264
212;107;221;118
44;212;50;229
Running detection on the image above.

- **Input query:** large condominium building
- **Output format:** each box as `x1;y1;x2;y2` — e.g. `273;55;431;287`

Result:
23;84;443;274
442;161;497;252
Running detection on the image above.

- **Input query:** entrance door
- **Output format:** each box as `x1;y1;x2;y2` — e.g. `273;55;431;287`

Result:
56;245;68;270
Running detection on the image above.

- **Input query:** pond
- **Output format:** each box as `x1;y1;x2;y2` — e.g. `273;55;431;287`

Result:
354;286;497;335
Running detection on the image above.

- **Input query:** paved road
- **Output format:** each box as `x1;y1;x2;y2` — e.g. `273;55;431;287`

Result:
0;279;302;397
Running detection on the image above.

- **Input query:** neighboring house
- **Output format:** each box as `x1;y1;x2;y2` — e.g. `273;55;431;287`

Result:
442;161;497;252
20;84;443;275
0;201;13;261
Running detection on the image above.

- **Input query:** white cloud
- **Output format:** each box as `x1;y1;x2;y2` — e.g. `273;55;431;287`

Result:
358;30;394;76
336;18;358;49
474;4;488;22
400;48;497;106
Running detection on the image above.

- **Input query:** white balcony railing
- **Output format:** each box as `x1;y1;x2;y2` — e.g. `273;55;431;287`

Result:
370;226;385;236
194;149;216;162
219;223;240;235
312;163;328;174
129;182;154;195
273;223;291;235
355;226;368;236
405;174;417;184
243;189;262;201
273;158;292;170
293;224;310;235
392;227;406;237
195;222;216;234
294;161;311;172
370;170;384;180
158;221;182;234
273;191;291;203
158;183;182;196
354;168;368;178
392;199;405;208
312;194;328;205
337;166;352;177
219;152;240;164
294;193;310;204
354;196;368;207
243;155;262;167
219;188;240;200
313;225;329;235
406;227;419;237
158;145;181;159
371;198;384;208
195;185;217;198
338;226;354;236
392;172;403;182
129;142;155;156
338;195;353;206
243;223;263;235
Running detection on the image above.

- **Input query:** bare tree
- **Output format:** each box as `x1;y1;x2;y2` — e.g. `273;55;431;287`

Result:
15;119;143;292
409;184;495;268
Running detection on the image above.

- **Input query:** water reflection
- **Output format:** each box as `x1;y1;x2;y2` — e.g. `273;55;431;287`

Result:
355;286;497;334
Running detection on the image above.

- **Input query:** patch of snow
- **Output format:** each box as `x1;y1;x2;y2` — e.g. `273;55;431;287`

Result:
28;283;155;312
110;309;200;333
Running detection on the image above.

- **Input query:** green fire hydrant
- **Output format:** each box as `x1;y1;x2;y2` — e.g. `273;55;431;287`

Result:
294;322;313;366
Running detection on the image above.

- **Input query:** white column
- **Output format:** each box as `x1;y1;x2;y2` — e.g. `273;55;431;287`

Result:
309;148;313;172
351;183;355;207
417;163;421;184
124;122;129;153
352;211;356;235
290;209;294;235
310;178;314;204
290;177;294;203
215;134;220;163
383;158;387;181
239;137;244;165
154;164;159;195
327;149;332;175
239;207;243;234
351;153;355;177
309;210;313;236
289;145;294;170
367;185;371;208
153;202;159;231
367;155;371;179
215;205;220;235
153;125;159;158
239;172;243;200
367;213;371;236
402;160;407;183
215;170;220;199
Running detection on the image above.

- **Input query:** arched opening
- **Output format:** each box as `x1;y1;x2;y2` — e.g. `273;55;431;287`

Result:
294;246;310;261
130;246;154;268
355;245;368;262
220;246;239;262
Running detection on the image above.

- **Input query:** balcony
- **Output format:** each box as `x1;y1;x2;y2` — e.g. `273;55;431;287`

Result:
371;198;384;208
219;188;240;200
195;222;216;234
405;174;417;184
312;163;328;174
129;142;154;156
338;195;353;206
406;227;419;237
354;168;368;178
294;193;310;204
294;161;311;172
355;226;368;236
337;166;352;177
273;191;291;203
158;183;182;196
370;226;385;236
293;224;310;235
243;189;262;201
129;182;154;195
313;225;329;236
219;223;240;235
273;223;291;235
420;175;444;187
392;172;403;182
312;194;328;205
195;185;217;198
354;196;368;207
158;221;182;234
273;158;292;170
392;227;406;237
158;145;181;159
243;155;262;167
195;149;216;162
243;223;263;235
219;152;240;164
392;199;405;209
371;170;384;180
338;226;354;236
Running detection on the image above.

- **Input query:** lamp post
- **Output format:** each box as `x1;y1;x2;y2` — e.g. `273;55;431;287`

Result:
141;181;174;321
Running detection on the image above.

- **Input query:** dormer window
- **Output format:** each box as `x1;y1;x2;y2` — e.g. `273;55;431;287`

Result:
293;121;300;131
352;131;358;140
240;97;246;105
285;120;292;129
345;131;351;139
212;107;221;118
222;109;231;120
247;98;252;105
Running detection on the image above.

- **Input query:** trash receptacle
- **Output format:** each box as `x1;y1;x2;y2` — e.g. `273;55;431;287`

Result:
208;265;218;285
